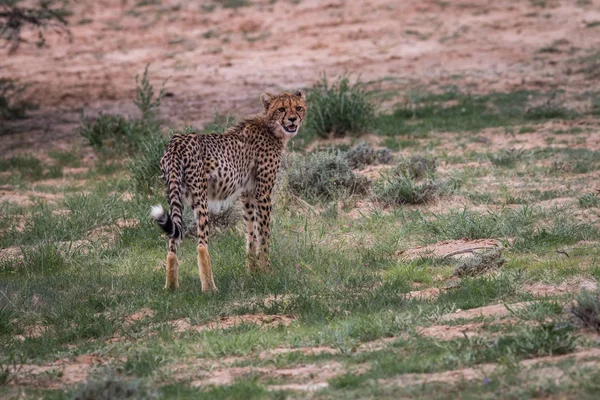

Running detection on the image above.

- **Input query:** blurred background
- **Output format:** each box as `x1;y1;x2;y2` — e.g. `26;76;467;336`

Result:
2;0;599;154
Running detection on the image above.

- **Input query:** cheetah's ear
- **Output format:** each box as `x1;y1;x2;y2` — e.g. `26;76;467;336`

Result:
294;90;305;100
260;92;273;113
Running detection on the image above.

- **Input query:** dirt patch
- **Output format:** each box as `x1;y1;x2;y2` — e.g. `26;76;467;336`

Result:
14;324;47;342
259;346;338;360
417;323;484;340
407;287;441;300
125;307;154;323
268;382;329;392
11;354;116;389
189;362;343;388
0;189;63;207
167;313;296;333
0;246;22;261
441;302;533;322
417;318;522;341
400;239;502;260
524;278;597;297
381;348;600;389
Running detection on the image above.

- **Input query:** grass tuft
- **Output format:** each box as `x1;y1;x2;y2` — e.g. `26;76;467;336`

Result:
373;172;445;206
304;75;376;139
72;368;157;399
578;193;600;208
345;142;393;169
569;290;600;332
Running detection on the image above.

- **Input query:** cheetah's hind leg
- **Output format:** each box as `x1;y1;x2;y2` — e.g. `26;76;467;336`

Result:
165;239;180;290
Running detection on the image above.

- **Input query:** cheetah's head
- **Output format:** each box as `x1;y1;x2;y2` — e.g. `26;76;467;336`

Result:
260;90;307;138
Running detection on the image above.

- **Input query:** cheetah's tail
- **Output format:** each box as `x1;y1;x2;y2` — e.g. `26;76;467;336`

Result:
151;205;182;240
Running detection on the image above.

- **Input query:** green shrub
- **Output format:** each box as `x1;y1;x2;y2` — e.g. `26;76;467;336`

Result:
128;132;168;196
373;173;444;206
0;154;43;180
525;104;578;120
0;78;35;121
569;290;600;332
578;193;600;208
373;155;446;206
304;75;375;138
133;64;166;128
393;155;437;179
72;368;157;400
489;148;534;168
344;142;393;169
286;151;370;202
79;65;165;154
78;113;139;150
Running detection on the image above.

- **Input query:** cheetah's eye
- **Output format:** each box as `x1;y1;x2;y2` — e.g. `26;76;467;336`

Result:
296;106;303;112
277;107;286;112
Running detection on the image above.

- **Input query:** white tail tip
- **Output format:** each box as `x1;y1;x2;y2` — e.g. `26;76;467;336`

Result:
150;205;165;220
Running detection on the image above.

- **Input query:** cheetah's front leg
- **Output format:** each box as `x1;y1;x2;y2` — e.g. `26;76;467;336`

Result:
242;194;260;272
255;193;273;271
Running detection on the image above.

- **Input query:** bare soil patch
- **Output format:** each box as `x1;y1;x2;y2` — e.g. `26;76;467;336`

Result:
407;287;441;300
381;349;600;389
10;354;117;389
167;313;295;333
524;278;598;297
399;239;502;260
259;346;338;360
0;189;63;207
2;0;600;155
188;362;343;388
441;302;533;322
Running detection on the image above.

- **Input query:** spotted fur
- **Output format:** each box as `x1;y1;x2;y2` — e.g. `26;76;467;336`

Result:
152;90;307;292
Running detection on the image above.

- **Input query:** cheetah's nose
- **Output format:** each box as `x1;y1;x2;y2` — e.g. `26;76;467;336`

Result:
288;116;297;123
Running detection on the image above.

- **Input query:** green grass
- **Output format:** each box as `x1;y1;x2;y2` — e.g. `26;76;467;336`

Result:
374;90;579;141
1;76;598;398
579;193;600;209
302;75;376;140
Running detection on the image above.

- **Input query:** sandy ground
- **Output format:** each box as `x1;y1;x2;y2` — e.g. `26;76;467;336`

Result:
1;0;600;155
2;0;600;394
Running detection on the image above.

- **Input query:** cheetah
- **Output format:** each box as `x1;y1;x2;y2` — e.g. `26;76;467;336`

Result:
151;90;307;292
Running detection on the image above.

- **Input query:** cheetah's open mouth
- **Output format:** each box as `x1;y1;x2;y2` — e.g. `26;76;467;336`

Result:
283;124;297;134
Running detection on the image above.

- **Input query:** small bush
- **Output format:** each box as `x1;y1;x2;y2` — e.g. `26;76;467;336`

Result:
394;155;437;179
286;151;370;202
569;290;600;332
345;142;393;169
373;173;444;206
0;78;35;121
304;75;376;138
79;113;139;150
79;65;165;154
128;132;168;196
489;148;533;168
133;65;166;128
0;154;43;180
578;193;600;208
525;104;578;120
72;369;157;400
499;322;576;357
373;155;446;206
